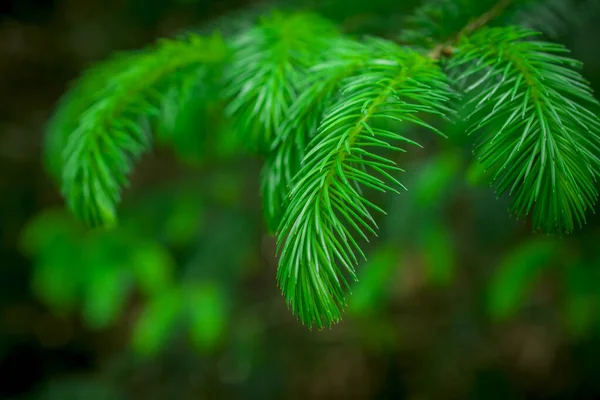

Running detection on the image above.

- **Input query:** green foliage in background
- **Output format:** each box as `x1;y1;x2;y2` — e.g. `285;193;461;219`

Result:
41;0;600;329
20;178;259;356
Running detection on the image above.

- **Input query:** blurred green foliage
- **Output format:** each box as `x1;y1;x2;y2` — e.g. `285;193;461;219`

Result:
19;173;257;358
22;141;600;367
487;239;556;321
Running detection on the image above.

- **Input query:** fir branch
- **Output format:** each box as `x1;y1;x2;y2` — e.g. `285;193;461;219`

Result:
261;38;386;233
222;12;339;153
449;26;600;233
44;6;600;330
276;45;452;328
51;34;228;227
45;54;138;180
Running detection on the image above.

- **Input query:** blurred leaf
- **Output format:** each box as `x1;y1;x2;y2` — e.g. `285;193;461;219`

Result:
74;235;135;329
83;265;132;329
163;196;204;246
32;260;79;313
187;282;228;353
412;150;462;209
131;242;175;296
421;223;455;287
23;211;85;312
349;247;400;315
20;209;82;255
487;239;557;320
563;264;596;337
132;288;183;356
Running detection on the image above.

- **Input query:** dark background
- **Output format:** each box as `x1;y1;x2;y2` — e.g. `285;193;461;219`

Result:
2;0;600;399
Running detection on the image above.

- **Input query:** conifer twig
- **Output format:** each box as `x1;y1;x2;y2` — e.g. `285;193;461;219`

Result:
428;0;512;59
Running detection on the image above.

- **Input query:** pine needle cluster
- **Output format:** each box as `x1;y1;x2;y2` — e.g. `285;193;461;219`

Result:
45;1;600;328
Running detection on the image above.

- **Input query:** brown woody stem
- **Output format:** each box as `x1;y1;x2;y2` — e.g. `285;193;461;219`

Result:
428;0;512;59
